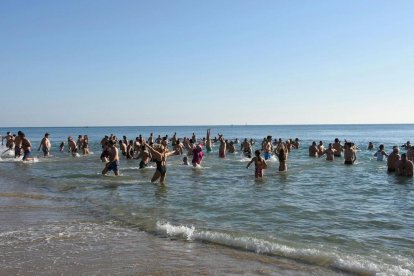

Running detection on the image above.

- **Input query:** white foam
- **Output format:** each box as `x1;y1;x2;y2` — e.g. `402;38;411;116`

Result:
155;221;413;275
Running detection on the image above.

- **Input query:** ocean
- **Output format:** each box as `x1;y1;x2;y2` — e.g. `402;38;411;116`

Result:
0;125;413;275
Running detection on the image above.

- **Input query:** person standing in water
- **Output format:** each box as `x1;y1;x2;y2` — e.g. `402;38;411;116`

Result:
102;140;120;176
319;143;336;161
387;147;400;173
21;132;34;161
14;131;23;158
219;137;226;158
246;150;268;178
68;137;78;156
142;141;177;183
192;145;204;167
82;135;90;155
374;144;388;161
241;138;252;158
275;142;288;171
38;133;51;157
344;142;356;165
205;129;212;153
395;153;413;177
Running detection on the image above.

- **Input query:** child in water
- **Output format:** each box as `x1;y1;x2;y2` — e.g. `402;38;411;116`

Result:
246;150;268;178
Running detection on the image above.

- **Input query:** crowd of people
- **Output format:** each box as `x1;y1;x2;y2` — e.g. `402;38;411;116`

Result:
1;130;413;183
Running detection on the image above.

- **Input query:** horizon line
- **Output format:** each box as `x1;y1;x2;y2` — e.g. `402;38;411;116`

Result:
1;123;413;129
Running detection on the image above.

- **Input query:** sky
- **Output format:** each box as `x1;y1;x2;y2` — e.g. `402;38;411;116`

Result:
1;0;413;127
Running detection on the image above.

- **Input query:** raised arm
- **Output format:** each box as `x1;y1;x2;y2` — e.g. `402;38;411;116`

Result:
143;142;162;159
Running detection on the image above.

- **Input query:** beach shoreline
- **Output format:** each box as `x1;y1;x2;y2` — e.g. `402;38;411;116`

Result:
0;174;340;275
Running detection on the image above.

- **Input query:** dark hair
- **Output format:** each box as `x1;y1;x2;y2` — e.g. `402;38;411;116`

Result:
255;150;261;156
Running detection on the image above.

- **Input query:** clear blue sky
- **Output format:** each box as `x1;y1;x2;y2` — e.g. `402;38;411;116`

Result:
1;0;413;126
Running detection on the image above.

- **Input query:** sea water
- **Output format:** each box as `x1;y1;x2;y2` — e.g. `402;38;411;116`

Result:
0;125;413;275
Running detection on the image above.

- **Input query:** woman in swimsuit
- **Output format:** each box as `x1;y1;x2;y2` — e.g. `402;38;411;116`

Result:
82;135;89;155
275;142;288;171
246;150;268;178
143;141;176;183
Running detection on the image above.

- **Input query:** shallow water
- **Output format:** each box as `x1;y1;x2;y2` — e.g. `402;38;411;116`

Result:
1;125;413;275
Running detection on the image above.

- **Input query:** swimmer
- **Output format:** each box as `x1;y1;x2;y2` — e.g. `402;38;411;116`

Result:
38;133;51;157
21;132;34;161
263;136;273;160
137;144;151;168
344;142;356;165
82;135;89;155
395;153;413;177
59;141;65;152
228;141;236;154
219;137;226;158
367;142;374;150
407;146;414;162
143;141;177;183
241;138;252;158
293;138;300;149
387;147;400;173
68;136;78;156
100;135;109;149
126;140;134;159
374;144;388;161
319;143;336;161
102;140;120;176
309;141;318;157
401;141;411;150
246;150;268;178
275;142;288;171
76;135;83;151
317;141;325;157
14;131;23;158
333;138;343;157
119;140;127;156
192;145;204;167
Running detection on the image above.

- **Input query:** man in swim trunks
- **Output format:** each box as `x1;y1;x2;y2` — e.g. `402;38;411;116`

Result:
333;138;343;157
387;147;400;173
21;132;34;161
38;133;51;157
343;142;356;165
246;150;268;178
395;153;413;177
102;140;120;176
241;138;252;158
263;136;273;160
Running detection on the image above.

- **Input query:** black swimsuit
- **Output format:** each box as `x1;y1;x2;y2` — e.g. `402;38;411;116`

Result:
155;159;167;175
